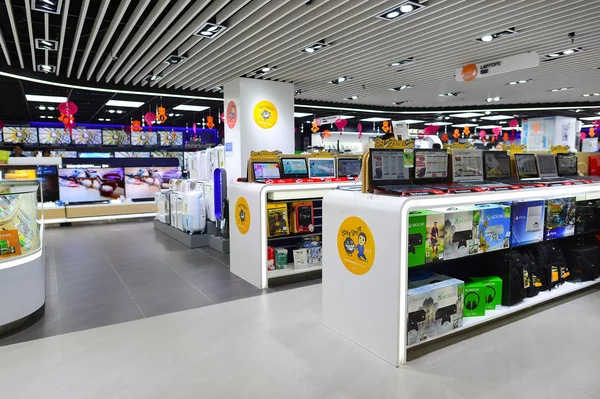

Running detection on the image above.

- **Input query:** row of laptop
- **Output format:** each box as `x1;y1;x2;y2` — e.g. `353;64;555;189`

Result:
251;157;362;181
369;148;592;196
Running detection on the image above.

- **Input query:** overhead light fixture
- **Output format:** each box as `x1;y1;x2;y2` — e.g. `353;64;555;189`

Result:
47;106;54;110
331;76;350;84
452;123;479;127
250;65;275;77
32;0;63;14
105;118;111;122
485;111;491;115
35;38;58;51
579;116;600;121
26;94;67;103
105;100;144;108
194;22;227;39
215;86;223;91
37;64;56;73
582;93;600;97
38;105;46;110
542;47;583;61
477;125;503;129
108;109;115;113
144;74;163;83
502;126;520;131
377;1;426;21
344;95;359;100
425;122;452;126
168;113;174;117
390;84;412;91
507;79;531;85
444;116;450;120
98;118;105;121
40;115;46;118
439;92;460;97
302;40;330;54
500;121;507;124
476;27;519;43
361;117;388;122
481;115;514;120
388;57;415;67
393;101;408;105
294;89;304;96
172;104;210;112
449;112;484;118
175;113;183;117
164;54;187;65
550;87;572;92
399;119;424;124
486;97;501;102
294;112;312;118
116;110;123;114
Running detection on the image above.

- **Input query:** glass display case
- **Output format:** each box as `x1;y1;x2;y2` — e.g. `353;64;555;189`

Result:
0;180;41;260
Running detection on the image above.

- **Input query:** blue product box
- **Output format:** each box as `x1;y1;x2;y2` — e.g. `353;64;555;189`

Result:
545;197;576;240
508;200;545;247
475;204;511;252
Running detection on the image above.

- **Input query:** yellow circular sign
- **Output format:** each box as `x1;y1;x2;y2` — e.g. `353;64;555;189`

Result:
337;216;375;275
253;100;278;129
235;197;251;235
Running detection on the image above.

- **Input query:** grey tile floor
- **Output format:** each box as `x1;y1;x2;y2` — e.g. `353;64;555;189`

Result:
1;283;599;398
1;219;295;347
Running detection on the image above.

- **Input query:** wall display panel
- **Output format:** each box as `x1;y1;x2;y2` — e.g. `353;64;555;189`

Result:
151;151;182;166
115;152;151;158
3;127;38;144
38;127;71;145
159;131;183;147
131;131;157;146
58;166;125;203
124;166;181;200
72;128;102;146
54;150;77;158
102;129;130;146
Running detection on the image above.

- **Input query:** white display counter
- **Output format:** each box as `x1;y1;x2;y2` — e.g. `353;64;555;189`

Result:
229;180;360;289
322;183;600;366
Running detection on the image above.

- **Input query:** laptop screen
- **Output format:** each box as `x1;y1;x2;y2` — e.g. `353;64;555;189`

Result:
514;154;539;179
370;149;408;183
281;158;308;178
414;150;448;181
557;153;577;176
536;154;558;177
308;158;336;178
337;158;362;177
483;151;511;179
253;162;281;180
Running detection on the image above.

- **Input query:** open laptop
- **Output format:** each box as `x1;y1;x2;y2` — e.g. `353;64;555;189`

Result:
413;149;482;193
369;148;444;196
534;153;574;185
252;161;281;182
557;153;595;184
471;151;522;190
337;157;362;178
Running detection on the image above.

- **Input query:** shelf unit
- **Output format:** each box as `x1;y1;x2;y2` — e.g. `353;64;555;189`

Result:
322;182;600;366
268;264;323;278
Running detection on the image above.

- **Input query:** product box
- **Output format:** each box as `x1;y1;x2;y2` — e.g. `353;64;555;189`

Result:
544;197;576;240
430;206;480;260
508;199;545;247
463;282;486;317
407;271;464;345
290;201;314;233
575;199;600;234
267;202;289;237
470;276;502;310
274;247;288;269
307;246;322;267
293;248;308;269
475;204;511;252
407;210;445;267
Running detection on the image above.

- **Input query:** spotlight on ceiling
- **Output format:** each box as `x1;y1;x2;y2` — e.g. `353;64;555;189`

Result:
390;84;412;91
32;0;63;14
542;47;583;61
476;27;519;43
377;1;426;21
330;76;350;84
388;56;415;67
486;97;502;102
144;74;163;83
250;65;275;77
35;38;58;51
507;79;531;85
582;93;600;97
294;89;305;96
439;92;460;97
302;40;330;54
164;54;187;65
550;87;573;92
37;64;56;73
194;22;227;39
344;95;359;100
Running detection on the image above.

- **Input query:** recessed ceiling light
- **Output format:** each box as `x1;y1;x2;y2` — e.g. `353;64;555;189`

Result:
481;35;493;42
425;122;452;126
563;49;574;55
399;119;424;124
393;101;408;105
108;109;115;113
251;65;275;76
439;92;460;97
194;22;227;39
486;97;501;102
481;115;514;120
106;100;144;108
105;118;111;121
386;11;400;18
37;64;56;73
173;104;210;112
145;74;162;82
471;119;477;122
399;4;414;13
361;117;388;122
452;123;479;127
116;110;123;114
38;105;46;110
344;95;359;100
500;121;507;124
47;106;54;110
449;112;484;118
390;84;412;91
485;111;491;115
40;115;46;118
294;89;304;96
302;40;329;54
507;79;531;85
476;27;519;43
388;57;415;67
175;113;183;117
377;2;425;21
294;112;312;118
35;38;58;51
32;0;62;14
542;47;583;61
582;93;600;97
331;76;349;84
444;116;450;120
261;67;271;73
98;118;105;121
550;87;572;92
168;113;174;117
164;54;187;65
26;94;67;103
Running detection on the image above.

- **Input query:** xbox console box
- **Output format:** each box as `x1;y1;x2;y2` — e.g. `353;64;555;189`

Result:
408;210;445;267
475;204;511;252
430;206;480;260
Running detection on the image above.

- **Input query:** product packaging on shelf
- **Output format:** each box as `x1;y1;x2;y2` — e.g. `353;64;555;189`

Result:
267;202;289;237
469;276;503;310
544;197;576;240
274;247;288;269
575;199;600;234
407;271;464;345
507;200;545;247
293;248;308;269
431;206;479;260
408;210;445;267
290;201;314;233
267;246;275;271
463;282;486;317
475;204;511;252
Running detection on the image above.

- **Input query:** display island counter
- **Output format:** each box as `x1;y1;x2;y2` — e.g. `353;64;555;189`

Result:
322;182;600;366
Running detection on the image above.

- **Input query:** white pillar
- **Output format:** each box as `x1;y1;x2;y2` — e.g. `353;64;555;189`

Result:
223;78;294;181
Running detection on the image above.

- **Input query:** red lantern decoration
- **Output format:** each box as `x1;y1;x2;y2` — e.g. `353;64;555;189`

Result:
357;123;363;140
131;120;142;132
144;112;156;131
503;132;509;141
58;101;78;134
441;133;449;142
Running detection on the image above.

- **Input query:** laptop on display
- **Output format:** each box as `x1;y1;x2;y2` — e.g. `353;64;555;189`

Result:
472;151;522;190
534;153;574;185
337;157;362;178
514;154;541;181
253;162;281;181
308;158;336;179
369;148;443;196
281;158;309;179
556;153;595;184
414;149;483;193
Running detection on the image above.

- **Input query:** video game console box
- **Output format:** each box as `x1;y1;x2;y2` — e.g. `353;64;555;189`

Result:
408;210;445;267
474;204;511;252
407;270;464;345
430;206;480;260
506;200;545;247
544;197;576;240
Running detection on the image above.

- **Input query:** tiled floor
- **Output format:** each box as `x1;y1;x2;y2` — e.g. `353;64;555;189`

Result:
0;219;290;346
1;283;600;398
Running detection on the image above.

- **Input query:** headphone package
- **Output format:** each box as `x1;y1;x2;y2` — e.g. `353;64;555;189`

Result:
463;282;486;317
469;276;502;311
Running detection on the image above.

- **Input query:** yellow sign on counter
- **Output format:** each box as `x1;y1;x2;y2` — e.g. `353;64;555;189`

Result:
337;216;375;275
235;197;251;235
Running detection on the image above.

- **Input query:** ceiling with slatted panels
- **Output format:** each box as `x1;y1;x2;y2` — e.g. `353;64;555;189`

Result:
0;0;599;125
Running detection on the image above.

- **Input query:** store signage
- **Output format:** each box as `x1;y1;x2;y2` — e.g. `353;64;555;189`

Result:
455;52;539;82
226;101;237;129
253;100;278;129
235;197;251;235
392;121;408;139
0;230;22;259
315;116;339;126
337;216;375;275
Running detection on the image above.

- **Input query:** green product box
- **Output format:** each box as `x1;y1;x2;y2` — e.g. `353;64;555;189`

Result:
274;247;288;269
470;276;503;310
408;210;445;267
463;282;486;317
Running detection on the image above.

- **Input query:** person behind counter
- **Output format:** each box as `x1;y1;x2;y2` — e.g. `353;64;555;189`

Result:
11;144;27;157
42;149;52;157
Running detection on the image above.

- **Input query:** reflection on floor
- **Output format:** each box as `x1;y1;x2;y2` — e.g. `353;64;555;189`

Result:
1;220;318;347
2;283;600;398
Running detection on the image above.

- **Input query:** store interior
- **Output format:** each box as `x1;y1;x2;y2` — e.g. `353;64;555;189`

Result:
1;0;600;398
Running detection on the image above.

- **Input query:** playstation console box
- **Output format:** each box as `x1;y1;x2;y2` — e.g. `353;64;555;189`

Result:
508;200;545;247
544;197;576;240
407;271;464;345
474;204;511;252
430;206;480;260
407;210;445;267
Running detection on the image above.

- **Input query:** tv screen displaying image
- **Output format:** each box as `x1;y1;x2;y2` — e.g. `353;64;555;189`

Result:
124;167;181;200
79;152;112;158
36;165;59;202
159;131;183;147
58;167;124;203
102;129;130;145
131;131;158;146
38;127;71;145
115;152;151;158
72;128;102;146
3;127;38;143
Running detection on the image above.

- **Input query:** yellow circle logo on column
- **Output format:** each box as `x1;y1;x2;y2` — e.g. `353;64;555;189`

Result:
253;100;278;129
235;197;251;235
337;216;375;275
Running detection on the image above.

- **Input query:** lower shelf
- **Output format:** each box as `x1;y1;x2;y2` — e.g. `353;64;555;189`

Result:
268;264;323;278
408;279;600;348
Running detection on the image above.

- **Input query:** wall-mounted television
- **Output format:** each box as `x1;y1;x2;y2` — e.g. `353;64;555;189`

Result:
58;166;124;204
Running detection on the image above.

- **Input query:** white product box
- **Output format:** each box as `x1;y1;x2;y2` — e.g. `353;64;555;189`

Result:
293;248;309;269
